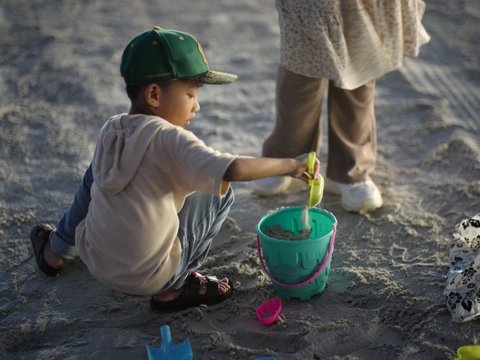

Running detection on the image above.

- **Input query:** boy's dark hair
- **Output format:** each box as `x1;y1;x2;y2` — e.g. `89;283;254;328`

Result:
125;82;171;102
126;84;144;102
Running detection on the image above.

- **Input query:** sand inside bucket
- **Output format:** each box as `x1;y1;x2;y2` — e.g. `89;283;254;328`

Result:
264;224;312;241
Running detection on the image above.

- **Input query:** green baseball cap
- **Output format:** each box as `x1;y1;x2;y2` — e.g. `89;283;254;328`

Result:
120;26;237;86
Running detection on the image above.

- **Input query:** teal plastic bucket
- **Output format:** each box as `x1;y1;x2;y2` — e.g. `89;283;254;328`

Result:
256;206;337;301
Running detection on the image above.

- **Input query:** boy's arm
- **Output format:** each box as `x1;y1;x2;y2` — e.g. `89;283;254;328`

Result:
223;155;314;182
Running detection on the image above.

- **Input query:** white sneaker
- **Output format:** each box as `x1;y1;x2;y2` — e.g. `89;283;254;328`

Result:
251;176;307;197
325;178;383;213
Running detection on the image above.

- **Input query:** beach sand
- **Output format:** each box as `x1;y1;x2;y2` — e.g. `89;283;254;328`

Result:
0;0;479;359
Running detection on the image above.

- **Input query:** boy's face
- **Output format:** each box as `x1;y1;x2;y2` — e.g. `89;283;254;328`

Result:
153;80;201;128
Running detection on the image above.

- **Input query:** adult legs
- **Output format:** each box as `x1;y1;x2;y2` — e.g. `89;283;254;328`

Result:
262;65;326;158
326;80;377;183
325;80;382;212
253;66;326;196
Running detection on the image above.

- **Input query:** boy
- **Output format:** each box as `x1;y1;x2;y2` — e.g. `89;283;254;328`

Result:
30;26;317;312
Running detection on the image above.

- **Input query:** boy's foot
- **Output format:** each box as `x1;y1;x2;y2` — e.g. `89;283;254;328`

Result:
325;178;383;213
150;272;233;312
30;224;63;276
251;176;306;197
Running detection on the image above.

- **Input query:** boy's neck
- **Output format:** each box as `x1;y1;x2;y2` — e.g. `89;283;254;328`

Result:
128;103;152;116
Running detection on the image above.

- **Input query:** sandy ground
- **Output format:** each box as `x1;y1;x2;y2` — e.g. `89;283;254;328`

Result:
1;1;479;359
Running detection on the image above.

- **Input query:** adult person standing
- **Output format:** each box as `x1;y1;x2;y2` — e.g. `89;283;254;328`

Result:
253;0;430;213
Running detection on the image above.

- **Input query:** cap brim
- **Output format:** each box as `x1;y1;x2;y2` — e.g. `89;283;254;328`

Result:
185;71;237;85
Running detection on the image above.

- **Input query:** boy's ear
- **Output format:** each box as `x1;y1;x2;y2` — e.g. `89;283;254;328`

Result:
144;83;162;107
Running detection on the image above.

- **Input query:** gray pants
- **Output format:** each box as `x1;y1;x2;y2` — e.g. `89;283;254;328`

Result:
161;186;234;291
262;65;377;184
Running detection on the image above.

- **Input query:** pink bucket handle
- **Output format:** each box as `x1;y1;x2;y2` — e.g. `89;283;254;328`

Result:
256;224;336;289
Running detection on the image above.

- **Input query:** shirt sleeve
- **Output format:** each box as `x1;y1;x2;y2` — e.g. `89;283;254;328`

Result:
155;125;237;196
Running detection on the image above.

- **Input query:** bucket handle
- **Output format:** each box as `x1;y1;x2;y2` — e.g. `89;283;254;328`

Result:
256;224;336;289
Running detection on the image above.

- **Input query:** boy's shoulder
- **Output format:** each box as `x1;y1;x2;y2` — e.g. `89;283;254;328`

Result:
100;114;205;154
103;113;170;131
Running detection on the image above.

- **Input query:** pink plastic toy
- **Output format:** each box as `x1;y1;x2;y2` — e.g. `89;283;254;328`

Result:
256;298;282;326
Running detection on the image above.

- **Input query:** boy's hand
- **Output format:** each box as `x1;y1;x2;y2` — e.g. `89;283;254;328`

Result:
290;153;320;183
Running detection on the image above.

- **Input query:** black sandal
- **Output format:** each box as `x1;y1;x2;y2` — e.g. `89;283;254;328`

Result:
30;224;61;276
150;273;234;313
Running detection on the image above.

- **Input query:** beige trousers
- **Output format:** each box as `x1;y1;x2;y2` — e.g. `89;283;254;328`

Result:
262;65;377;183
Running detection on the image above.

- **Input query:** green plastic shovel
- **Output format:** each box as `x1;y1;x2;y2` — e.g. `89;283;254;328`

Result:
306;152;324;207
